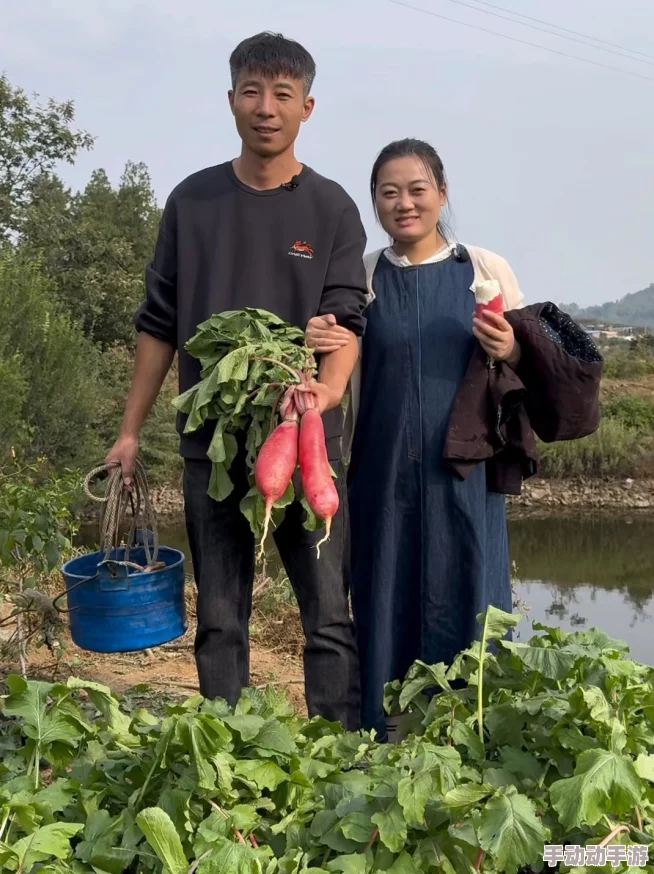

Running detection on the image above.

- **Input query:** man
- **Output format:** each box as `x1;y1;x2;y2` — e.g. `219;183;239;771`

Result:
106;32;367;730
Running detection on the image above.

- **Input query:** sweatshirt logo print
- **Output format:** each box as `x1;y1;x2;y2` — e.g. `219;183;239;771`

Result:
288;240;314;259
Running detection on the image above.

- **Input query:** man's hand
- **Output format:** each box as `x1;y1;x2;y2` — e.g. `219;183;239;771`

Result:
105;434;140;490
472;310;520;366
306;313;351;353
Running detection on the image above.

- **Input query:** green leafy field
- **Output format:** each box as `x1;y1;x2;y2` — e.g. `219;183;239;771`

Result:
1;609;653;874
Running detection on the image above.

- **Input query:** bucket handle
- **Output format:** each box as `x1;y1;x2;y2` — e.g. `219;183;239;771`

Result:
52;574;97;614
97;559;132;592
52;562;135;609
52;556;169;612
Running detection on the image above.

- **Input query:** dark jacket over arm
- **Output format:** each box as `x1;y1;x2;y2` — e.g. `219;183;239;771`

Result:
444;302;603;495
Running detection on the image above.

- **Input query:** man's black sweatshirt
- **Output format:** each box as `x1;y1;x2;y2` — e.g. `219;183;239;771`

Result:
135;161;368;461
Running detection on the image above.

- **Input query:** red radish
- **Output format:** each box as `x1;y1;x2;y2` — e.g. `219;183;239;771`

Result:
279;386;299;422
299;408;339;557
295;381;316;416
474;279;504;321
294;388;307;416
302;382;316;410
254;419;299;558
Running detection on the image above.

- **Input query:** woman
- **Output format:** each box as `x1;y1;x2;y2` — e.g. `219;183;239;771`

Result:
306;138;526;737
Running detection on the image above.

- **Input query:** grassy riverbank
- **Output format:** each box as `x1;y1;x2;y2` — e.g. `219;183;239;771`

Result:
536;344;654;480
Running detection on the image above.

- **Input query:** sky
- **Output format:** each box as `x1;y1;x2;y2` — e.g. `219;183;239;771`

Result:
1;0;653;307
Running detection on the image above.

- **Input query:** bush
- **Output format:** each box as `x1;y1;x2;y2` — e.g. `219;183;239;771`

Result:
537;419;646;478
0;249;102;466
140;376;184;487
0;249;181;483
0;459;81;666
90;348;182;487
0;353;28;451
603;396;654;431
601;345;654;379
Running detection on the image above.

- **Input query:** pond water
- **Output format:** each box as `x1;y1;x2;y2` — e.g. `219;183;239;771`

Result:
77;512;654;667
509;515;654;665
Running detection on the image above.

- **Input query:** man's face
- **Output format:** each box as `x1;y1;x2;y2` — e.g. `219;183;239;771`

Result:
229;72;315;158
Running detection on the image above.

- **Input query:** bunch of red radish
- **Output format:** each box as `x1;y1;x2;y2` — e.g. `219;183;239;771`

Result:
254;379;338;557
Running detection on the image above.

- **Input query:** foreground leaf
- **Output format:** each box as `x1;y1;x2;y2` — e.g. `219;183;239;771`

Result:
442;784;494;811
387;851;420;874
581;687;612;725
233;759;289;791
635;754;654;783
501;642;576;680
75;809;135;874
197;836;262;874
65;678;134;746
477;789;546;874
372;800;407;854
252;719;297;755
549;749;643;828
398;769;432;826
136;807;188;874
2;677;83;752
478;607;521;642
327;853;367;874
398;662;452;712
8;822;84;870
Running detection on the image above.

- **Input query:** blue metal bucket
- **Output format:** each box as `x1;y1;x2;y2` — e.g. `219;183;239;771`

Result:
59;546;187;653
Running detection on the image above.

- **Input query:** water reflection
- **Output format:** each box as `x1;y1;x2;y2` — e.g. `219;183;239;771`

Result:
509;515;654;665
77;512;654;666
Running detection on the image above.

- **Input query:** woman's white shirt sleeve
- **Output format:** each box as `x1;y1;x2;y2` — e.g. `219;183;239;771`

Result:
466;245;525;311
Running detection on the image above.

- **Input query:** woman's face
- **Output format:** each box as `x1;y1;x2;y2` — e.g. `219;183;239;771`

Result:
374;156;447;244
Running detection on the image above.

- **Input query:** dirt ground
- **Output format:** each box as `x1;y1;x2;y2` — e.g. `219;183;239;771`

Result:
1;583;309;715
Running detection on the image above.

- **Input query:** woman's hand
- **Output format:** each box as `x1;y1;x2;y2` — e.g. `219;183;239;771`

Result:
306;314;351;353
472;310;520;367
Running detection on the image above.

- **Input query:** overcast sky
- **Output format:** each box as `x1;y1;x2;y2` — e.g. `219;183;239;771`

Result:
2;0;653;306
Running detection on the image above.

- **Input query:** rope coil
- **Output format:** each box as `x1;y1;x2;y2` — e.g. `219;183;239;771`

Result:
52;459;162;615
83;459;160;571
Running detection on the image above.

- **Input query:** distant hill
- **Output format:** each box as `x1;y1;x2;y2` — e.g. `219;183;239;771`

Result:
562;283;654;329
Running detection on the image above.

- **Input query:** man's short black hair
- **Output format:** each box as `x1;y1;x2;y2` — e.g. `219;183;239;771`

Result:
229;32;316;95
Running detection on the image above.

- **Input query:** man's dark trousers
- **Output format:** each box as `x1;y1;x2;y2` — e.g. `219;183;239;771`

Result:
183;444;361;731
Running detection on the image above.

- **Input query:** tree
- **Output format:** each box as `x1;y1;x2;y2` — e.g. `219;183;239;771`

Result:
20;162;161;347
0;74;94;238
15;172;73;276
114;160;161;265
0;74;179;483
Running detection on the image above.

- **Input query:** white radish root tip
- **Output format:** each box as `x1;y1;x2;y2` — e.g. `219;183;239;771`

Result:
315;517;332;559
259;498;273;562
